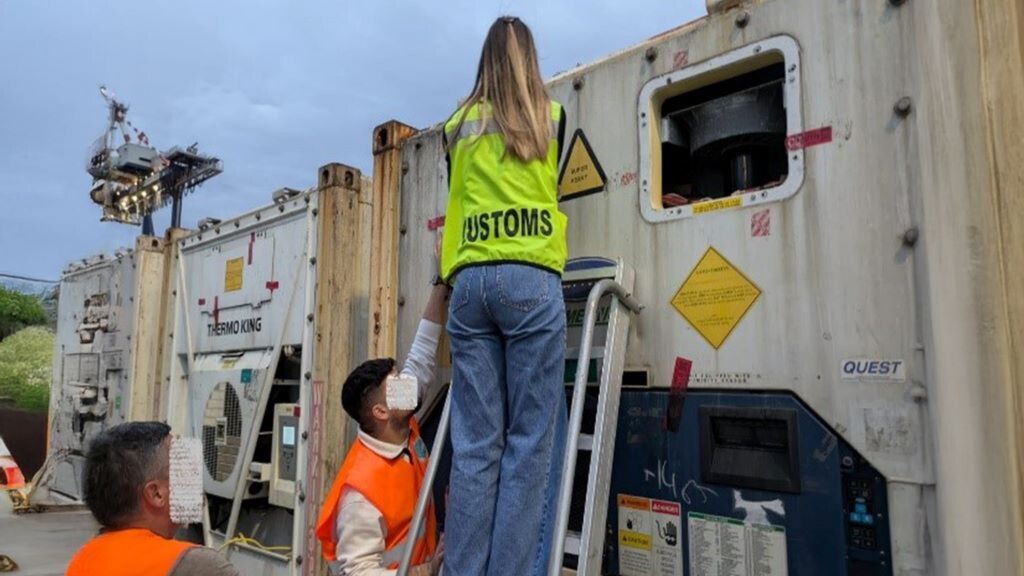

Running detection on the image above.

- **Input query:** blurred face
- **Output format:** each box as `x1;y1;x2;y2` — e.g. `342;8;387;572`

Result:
369;370;419;429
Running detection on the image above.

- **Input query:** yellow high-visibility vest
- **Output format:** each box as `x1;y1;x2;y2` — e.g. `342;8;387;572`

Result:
441;100;567;282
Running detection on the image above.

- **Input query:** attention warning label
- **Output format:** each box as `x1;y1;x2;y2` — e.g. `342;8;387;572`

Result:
224;257;244;293
617;494;682;576
671;247;761;349
558;129;607;200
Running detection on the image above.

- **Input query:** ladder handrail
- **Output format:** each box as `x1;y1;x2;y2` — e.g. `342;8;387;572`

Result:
397;387;453;576
548;279;641;576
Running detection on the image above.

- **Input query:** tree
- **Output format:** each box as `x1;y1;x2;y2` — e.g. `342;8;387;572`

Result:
0;285;48;341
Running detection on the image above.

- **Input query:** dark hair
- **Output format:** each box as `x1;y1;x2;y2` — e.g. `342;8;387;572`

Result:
83;421;171;528
342;358;395;431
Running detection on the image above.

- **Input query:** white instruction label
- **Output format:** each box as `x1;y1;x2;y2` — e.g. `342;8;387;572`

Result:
688;512;787;576
618;494;682;576
748;523;787;576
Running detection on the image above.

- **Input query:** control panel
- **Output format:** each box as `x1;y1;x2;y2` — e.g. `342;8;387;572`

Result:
269;403;299;508
841;450;891;574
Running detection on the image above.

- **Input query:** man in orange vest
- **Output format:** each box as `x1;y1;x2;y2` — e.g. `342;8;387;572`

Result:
316;283;449;576
66;421;239;576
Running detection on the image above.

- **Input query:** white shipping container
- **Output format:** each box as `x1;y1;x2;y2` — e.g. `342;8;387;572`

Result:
32;236;168;505
393;1;1024;574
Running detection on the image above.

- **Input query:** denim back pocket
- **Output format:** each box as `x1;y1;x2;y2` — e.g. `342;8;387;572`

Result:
448;272;472;315
496;265;552;313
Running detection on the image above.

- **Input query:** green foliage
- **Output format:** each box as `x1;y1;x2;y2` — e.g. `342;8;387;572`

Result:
0;285;48;340
0;326;54;412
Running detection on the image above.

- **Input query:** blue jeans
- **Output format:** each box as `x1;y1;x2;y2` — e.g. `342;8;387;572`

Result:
445;264;568;576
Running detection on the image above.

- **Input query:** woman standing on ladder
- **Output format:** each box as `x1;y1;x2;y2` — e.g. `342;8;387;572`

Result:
440;16;568;576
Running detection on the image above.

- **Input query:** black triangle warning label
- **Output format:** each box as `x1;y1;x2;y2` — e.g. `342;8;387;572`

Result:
558;129;607;201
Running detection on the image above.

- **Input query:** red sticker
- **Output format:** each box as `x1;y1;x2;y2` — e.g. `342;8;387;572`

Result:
666;357;691;432
266;280;280;292
427;216;446;231
673;50;689;70
672;357;692;391
786;126;833;151
751;209;770;237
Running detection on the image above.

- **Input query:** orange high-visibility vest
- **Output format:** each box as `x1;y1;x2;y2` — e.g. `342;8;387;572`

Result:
66;528;195;576
315;419;437;569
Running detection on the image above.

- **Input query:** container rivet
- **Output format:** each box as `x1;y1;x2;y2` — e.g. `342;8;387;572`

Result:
305;371;312;380
307;313;314;322
894;96;913;117
902;226;919;246
735;11;750;28
398;297;406;307
572;77;584;91
644;47;658;62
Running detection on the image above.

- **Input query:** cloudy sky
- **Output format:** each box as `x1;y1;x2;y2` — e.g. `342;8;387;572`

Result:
0;1;705;280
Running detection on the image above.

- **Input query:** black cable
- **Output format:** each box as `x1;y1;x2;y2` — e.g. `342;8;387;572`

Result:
0;272;58;284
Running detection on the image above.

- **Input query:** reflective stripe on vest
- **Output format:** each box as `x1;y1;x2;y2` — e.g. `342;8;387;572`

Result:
441;100;567;282
446;117;561;151
314;419;437;567
66;528;195;576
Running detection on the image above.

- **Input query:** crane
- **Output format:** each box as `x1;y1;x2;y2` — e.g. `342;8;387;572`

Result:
87;85;222;231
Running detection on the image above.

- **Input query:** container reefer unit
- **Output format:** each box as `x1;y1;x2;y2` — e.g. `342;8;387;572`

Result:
31;236;170;505
390;0;1024;574
166;164;375;576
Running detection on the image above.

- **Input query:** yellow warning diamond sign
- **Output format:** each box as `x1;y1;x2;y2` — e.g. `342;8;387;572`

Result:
558;129;606;200
672;247;761;349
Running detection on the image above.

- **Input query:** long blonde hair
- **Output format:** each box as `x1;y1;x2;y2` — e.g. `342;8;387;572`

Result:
452;16;551;162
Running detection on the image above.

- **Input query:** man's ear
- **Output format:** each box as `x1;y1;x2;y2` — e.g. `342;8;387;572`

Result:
142;478;169;510
371;401;390;423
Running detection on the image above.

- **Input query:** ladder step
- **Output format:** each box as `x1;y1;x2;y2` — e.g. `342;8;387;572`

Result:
561;266;618;284
564;346;605;360
578;434;593;451
565;531;581;557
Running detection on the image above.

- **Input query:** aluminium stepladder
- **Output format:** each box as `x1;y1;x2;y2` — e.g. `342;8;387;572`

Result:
398;259;641;576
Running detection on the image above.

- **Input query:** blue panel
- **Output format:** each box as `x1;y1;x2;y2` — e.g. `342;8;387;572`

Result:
607;390;892;576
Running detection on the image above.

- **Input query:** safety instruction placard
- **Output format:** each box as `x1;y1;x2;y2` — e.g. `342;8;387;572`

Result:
224;257;244;292
671;247;761;349
688;512;787;576
617;494;682;576
558;129;607;200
